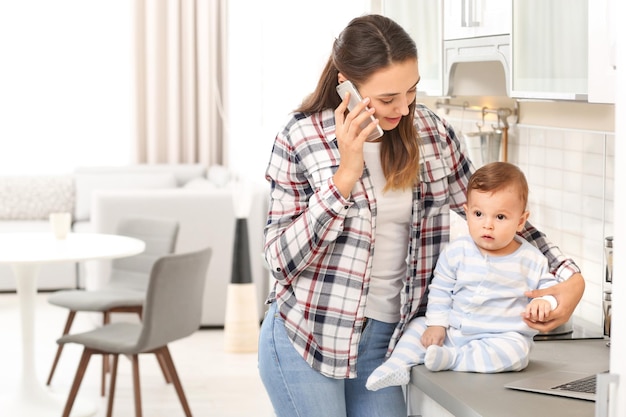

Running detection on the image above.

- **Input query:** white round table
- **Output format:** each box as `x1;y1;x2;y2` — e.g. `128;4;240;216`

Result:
0;232;145;417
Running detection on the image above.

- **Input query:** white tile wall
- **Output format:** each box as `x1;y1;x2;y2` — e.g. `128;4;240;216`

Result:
449;116;615;329
511;125;614;328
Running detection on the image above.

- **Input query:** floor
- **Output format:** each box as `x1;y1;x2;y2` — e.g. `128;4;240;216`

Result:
0;292;275;417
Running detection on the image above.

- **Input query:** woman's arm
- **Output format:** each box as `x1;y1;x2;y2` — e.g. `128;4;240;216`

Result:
264;97;374;286
264;129;351;286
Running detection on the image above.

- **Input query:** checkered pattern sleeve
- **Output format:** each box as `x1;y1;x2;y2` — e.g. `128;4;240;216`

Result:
263;110;372;378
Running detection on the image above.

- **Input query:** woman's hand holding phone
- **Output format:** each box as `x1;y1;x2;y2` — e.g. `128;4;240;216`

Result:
333;87;380;199
336;80;384;142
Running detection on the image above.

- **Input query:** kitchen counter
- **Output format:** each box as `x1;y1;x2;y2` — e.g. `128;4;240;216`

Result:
408;338;610;417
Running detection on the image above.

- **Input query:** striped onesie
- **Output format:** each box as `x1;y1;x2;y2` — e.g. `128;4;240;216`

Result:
367;234;559;391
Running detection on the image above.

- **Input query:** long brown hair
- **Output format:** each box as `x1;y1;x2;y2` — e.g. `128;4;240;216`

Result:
296;14;420;191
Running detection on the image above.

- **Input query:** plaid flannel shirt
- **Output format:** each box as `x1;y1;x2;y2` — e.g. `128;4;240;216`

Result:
263;104;580;379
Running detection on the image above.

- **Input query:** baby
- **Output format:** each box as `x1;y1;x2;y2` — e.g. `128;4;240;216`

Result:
367;162;559;391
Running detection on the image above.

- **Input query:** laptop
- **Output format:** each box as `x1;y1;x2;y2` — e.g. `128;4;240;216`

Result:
505;369;608;401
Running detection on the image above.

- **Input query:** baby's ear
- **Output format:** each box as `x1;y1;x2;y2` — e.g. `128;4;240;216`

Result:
517;210;530;231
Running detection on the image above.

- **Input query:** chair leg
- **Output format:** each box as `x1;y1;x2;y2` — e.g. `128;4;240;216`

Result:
61;348;94;417
47;310;76;385
156;353;172;384
158;346;193;417
106;354;119;417
131;354;143;417
101;311;111;397
103;307;171;385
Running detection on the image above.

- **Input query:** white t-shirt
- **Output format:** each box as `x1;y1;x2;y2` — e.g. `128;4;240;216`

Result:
362;142;412;323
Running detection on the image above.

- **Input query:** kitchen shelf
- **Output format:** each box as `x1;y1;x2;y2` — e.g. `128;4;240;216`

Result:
435;99;518;126
436;99;518;162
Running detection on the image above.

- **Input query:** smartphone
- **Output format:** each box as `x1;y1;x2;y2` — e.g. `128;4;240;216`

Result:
336;80;384;142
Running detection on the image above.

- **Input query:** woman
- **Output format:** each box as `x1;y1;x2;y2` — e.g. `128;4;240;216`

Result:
258;14;584;417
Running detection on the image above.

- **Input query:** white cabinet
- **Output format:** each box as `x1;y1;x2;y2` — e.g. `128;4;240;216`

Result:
443;0;511;40
511;0;588;100
384;0;608;103
381;0;443;97
441;1;511;97
587;0;616;104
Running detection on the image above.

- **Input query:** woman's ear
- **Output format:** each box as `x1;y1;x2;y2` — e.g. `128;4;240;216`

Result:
338;73;347;84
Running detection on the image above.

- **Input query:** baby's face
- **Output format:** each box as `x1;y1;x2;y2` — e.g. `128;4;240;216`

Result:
463;186;529;256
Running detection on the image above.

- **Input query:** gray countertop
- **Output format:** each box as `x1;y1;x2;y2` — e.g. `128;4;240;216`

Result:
409;338;610;417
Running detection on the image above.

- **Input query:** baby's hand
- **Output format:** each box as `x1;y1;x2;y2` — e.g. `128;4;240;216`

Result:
524;299;552;322
421;326;446;348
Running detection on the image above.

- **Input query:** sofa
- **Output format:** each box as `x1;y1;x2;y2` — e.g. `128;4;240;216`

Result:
0;175;77;290
0;164;270;326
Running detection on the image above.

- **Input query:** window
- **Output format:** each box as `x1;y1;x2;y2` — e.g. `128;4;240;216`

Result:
0;1;133;175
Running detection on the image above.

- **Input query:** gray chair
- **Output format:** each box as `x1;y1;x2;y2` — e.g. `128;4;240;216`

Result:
47;217;180;395
59;247;212;417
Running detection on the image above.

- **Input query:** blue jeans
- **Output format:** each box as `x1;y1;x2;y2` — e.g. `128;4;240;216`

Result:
258;302;406;417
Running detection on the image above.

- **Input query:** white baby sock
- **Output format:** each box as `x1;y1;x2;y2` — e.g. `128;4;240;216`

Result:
365;358;411;391
424;345;456;372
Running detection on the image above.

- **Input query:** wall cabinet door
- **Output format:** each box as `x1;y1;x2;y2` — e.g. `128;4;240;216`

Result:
381;0;443;97
511;0;588;100
385;0;601;102
587;0;616;104
443;0;511;40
